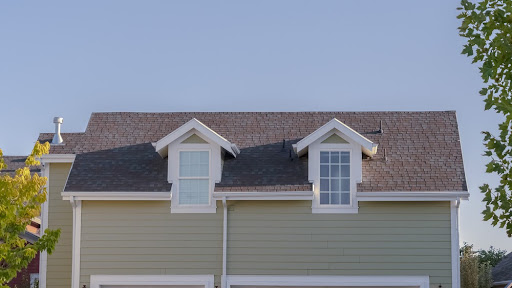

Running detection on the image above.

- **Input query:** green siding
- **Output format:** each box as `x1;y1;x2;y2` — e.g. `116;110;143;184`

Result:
80;201;223;287
47;163;73;288
79;200;452;288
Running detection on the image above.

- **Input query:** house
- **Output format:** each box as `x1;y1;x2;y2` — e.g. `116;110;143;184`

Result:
36;111;469;288
1;156;41;288
492;252;512;288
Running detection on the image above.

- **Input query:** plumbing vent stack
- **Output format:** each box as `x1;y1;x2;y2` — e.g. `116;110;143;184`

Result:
52;117;64;144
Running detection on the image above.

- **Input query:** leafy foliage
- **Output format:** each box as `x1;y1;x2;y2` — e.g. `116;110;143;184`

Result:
478;245;508;266
460;243;494;288
0;142;61;287
458;0;512;236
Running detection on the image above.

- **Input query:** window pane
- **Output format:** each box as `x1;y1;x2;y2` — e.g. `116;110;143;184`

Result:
179;179;209;204
340;152;350;163
320;152;329;163
320;192;329;204
341;179;350;192
180;151;209;177
330;151;339;163
340;165;350;177
320;165;329;177
330;179;340;192
340;193;350;205
320;179;329;192
331;192;341;205
331;164;340;177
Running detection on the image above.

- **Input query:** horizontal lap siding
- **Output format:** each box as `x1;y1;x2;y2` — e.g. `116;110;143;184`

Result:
227;201;452;288
80;201;223;287
47;163;73;288
80;200;451;288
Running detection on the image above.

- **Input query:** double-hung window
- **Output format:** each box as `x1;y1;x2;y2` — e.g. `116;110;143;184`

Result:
178;151;210;205
320;151;350;205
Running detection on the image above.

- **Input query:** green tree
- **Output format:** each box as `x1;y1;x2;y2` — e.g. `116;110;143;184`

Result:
458;0;512;236
478;245;507;266
0;142;61;287
460;243;494;288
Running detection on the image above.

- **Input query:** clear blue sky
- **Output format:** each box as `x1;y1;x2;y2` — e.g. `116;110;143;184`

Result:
1;1;510;250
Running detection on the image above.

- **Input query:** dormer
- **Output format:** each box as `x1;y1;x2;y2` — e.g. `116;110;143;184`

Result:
293;118;378;214
155;118;240;213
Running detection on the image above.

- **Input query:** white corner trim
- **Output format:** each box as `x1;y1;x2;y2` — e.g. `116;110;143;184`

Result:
357;191;470;201
155;118;239;157
61;191;171;201
213;191;314;200
39;164;50;288
294;118;378;157
222;198;228;288
70;197;81;288
40;154;76;163
90;274;215;288
226;275;429;288
451;200;461;288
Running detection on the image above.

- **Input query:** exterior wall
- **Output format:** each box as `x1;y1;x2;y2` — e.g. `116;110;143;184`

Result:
46;163;73;288
80;200;223;287
8;252;39;288
228;200;452;288
79;200;452;288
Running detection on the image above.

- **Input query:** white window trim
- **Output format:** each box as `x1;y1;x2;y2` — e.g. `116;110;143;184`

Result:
225;275;429;288
310;131;361;214
90;274;215;288
177;148;211;205
169;133;219;213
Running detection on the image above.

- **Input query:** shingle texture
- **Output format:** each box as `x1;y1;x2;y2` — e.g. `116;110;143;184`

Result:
493;252;512;282
37;111;467;193
0;156;40;176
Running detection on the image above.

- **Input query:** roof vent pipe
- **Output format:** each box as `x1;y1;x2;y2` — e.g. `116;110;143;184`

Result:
52;117;64;144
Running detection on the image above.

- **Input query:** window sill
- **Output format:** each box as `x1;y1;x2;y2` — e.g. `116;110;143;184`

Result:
171;205;217;214
312;206;359;214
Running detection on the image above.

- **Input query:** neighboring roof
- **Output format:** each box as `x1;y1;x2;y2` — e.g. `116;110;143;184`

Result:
493;252;512;283
0;156;41;176
37;111;468;193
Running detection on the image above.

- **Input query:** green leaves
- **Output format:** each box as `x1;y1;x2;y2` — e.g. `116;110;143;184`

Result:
459;0;512;237
0;141;60;285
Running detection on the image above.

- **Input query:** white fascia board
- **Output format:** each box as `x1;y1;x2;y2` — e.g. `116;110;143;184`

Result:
213;191;314;200
295;118;378;157
155;118;239;157
61;191;170;201
226;275;429;288
40;154;76;163
357;191;470;201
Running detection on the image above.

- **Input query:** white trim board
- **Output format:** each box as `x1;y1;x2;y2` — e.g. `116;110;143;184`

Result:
155;118;239;157
62;191;170;201
40;154;76;163
70;198;81;288
39;163;50;288
213;191;314;200
451;200;461;288
90;274;215;288
226;275;429;288
357;191;470;201
293;118;378;157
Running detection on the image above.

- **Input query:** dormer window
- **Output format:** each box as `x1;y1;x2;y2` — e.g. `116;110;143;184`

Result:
154;118;240;213
293;118;378;214
320;151;350;205
178;151;210;205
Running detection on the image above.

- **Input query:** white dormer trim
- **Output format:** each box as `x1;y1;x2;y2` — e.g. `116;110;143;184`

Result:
293;118;378;157
155;118;240;158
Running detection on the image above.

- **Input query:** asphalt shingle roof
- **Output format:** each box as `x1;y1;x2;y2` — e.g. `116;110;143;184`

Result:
0;156;40;176
493;252;512;282
37;111;467;193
